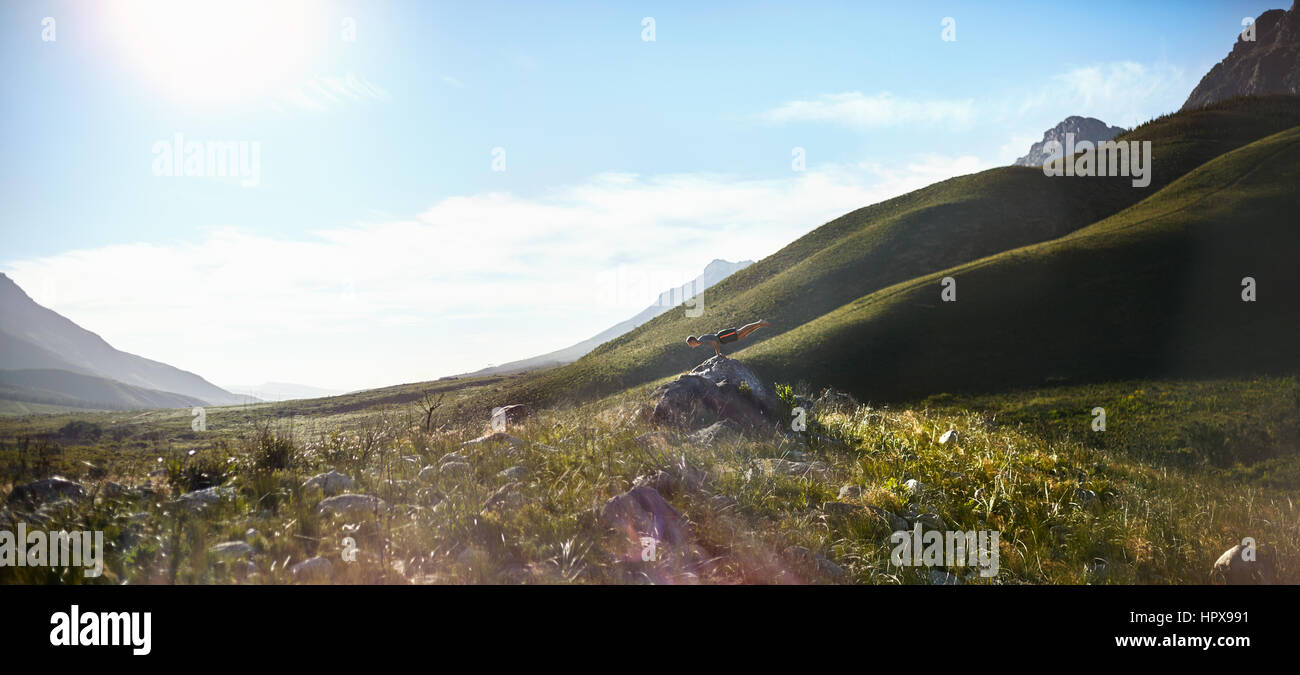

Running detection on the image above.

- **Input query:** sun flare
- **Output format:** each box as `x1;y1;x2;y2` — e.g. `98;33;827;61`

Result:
103;0;322;106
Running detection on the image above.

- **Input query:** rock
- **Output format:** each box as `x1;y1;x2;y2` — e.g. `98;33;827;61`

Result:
497;465;527;481
938;429;959;445
909;511;947;532
290;556;332;581
930;569;963;585
820;501;909;531
838;485;865;500
815;388;857;408
634;431;676;451
210;541;254;558
302;470;354;496
417;465;439;482
481;482;526;512
80;461;107;480
439;461;472;477
439;451;468;464
650;356;785;429
903;479;924;495
1212;543;1276;584
633;462;706;498
5;477;87;508
462;431;526;449
600;486;691;563
492;404;532;425
1075;488;1098;506
785;545;847;581
1013;116;1125;167
101;481;137;500
1181;5;1300;111
317;493;385;517
175;486;236;508
688;419;743;445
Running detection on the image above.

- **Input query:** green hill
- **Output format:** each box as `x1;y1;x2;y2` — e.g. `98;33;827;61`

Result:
743;124;1300;399
466;96;1300;413
0;369;208;412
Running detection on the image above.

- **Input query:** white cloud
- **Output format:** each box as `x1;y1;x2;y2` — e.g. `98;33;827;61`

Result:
4;156;989;392
761;92;977;130
1014;61;1190;128
272;73;390;112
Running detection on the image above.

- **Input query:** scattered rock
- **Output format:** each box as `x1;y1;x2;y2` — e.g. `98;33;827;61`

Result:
1075;488;1098;506
785;545;847;582
317;493;385;517
837;485;865;500
633;463;706;497
1212;543;1276;584
439;461;472;477
209;541;254;558
5;477;87;508
938;429;959;445
600;486;690;562
481;482;526;512
290;556;332;581
302;470;354;496
497;465;527;481
175;486;236;509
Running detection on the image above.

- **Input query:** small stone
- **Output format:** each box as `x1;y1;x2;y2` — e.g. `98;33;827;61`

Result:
439;461;472;477
1075;488;1098;506
210;541;253;558
175;486;236;509
290;556;332;581
1212;543;1275;584
302;470;354;496
838;485;865;500
317;493;385;516
930;569;962;585
497;465;527;481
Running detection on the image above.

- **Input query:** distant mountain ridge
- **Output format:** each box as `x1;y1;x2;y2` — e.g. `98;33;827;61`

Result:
1014;116;1126;167
0;273;243;407
1182;2;1300;111
224;382;342;402
465;258;753;377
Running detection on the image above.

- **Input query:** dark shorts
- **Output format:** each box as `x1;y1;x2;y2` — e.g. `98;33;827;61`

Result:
716;327;739;344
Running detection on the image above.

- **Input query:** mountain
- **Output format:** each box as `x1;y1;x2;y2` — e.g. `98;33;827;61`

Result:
1013;116;1126;166
223;382;341;402
745;123;1300;399
454;95;1300;414
1182;3;1300;111
0;368;207;411
465;258;753;376
0;273;244;406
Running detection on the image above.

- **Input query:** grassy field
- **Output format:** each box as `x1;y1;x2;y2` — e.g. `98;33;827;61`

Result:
2;373;1293;585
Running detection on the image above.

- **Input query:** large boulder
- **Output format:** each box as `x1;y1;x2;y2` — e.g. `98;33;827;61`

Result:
6;477;87;509
651;356;786;430
601;486;692;564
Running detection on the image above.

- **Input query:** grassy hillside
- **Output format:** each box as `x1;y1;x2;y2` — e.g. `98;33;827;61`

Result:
461;96;1300;415
742;124;1300;400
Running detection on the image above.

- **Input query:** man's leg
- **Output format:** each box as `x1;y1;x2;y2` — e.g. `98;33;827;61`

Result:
735;319;769;341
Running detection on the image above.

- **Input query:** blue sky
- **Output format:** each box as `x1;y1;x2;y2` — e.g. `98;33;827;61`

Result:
0;0;1280;391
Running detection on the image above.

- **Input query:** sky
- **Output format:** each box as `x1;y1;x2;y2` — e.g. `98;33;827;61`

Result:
0;0;1280;392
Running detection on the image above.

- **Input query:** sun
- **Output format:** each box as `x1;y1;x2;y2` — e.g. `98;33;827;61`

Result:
102;0;324;107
